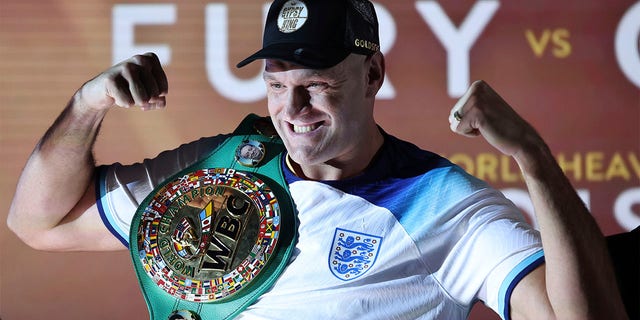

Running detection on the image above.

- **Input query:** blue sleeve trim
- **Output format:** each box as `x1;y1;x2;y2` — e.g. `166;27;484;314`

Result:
498;249;545;320
95;166;129;247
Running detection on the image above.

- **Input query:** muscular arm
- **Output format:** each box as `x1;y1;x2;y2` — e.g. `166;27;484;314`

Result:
7;53;168;252
450;80;628;320
7;96;115;251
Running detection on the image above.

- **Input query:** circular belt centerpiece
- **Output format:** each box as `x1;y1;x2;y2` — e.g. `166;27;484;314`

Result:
135;168;281;302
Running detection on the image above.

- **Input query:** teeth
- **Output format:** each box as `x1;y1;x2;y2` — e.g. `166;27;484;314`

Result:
293;124;317;133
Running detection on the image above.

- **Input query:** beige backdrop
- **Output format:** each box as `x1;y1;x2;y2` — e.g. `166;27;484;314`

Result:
1;0;639;319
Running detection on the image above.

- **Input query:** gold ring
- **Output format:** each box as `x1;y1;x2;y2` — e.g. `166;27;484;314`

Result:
454;110;463;121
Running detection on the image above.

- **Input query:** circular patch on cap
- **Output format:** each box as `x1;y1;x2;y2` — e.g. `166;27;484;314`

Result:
136;168;282;302
277;0;308;33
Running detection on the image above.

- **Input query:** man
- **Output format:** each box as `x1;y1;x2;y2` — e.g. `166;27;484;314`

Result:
7;0;627;319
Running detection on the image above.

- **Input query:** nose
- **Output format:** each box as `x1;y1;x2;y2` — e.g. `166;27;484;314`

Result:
284;86;311;117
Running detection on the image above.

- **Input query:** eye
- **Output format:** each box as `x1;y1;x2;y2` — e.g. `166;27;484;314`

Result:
307;82;327;90
270;82;283;89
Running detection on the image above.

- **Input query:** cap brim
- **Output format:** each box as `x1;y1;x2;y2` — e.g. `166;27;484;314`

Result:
236;43;350;69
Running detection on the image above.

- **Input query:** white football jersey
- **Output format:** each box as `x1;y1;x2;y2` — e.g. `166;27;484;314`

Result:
97;133;543;320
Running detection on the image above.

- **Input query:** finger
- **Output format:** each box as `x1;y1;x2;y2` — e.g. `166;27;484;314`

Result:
448;82;476;127
138;64;161;101
449;83;476;132
143;52;169;96
135;53;168;110
106;74;135;108
141;96;167;111
119;63;149;106
451;106;481;137
133;53;163;99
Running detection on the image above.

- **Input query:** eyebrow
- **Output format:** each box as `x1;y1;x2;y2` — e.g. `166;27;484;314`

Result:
262;72;276;81
263;69;334;81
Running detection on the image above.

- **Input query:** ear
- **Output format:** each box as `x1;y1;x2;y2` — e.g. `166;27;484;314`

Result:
365;52;385;98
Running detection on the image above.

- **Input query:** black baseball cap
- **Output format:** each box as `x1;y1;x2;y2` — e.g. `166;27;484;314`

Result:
236;0;380;69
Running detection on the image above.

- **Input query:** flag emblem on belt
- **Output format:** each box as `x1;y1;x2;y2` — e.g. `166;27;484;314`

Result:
135;168;282;302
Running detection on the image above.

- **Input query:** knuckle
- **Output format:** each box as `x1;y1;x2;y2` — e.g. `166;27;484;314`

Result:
119;62;138;77
144;52;159;61
129;54;154;70
103;73;125;93
130;54;145;64
472;79;486;88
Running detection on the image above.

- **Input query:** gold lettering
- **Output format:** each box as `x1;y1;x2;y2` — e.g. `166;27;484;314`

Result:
354;39;379;52
445;151;640;183
525;29;551;58
500;155;522;182
449;153;474;174
585;152;604;181
525;28;571;58
552;28;571;58
557;153;582;181
477;153;498;182
628;152;640;180
605;152;631;180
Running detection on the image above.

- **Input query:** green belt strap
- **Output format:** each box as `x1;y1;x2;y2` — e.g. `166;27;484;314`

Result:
129;114;297;320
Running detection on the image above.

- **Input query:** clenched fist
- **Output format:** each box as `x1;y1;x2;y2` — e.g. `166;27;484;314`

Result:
77;52;168;112
449;80;544;160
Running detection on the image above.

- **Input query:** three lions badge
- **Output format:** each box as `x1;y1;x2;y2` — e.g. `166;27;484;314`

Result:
329;228;382;281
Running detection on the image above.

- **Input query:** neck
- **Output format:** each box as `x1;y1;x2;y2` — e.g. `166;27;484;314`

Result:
286;129;384;181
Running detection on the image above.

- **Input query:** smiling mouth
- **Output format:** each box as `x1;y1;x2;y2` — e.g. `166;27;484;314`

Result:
293;123;320;133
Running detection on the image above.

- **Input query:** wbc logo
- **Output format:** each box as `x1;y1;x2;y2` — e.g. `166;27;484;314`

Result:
328;228;382;281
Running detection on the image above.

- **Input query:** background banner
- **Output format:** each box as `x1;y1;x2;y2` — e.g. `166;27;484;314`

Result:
1;1;638;319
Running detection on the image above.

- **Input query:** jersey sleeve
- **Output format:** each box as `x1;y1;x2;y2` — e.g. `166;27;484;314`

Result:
434;187;544;320
95;135;227;246
410;165;543;319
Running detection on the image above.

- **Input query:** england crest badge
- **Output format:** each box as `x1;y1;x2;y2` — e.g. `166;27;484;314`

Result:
328;228;382;281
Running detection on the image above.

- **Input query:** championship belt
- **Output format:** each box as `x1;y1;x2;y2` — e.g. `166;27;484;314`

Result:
129;114;297;320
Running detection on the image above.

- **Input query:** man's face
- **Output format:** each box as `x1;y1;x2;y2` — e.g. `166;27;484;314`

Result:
241;144;260;159
263;54;375;169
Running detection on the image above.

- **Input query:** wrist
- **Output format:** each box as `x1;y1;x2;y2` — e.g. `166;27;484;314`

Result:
512;134;557;180
71;88;110;120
